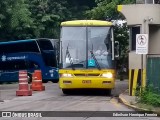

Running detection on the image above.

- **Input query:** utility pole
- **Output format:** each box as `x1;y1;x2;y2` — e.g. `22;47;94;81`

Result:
141;17;153;88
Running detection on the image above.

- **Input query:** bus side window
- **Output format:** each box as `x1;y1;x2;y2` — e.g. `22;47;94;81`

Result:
29;61;40;69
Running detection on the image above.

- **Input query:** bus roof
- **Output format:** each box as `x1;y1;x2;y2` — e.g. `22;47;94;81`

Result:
61;20;113;27
0;39;35;45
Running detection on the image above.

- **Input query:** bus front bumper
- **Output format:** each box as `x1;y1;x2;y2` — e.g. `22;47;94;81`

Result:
59;77;115;89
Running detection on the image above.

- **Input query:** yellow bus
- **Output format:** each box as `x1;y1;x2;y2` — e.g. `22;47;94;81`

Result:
59;20;118;95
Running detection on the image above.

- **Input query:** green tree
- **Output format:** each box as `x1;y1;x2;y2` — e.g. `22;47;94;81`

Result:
0;0;33;40
67;0;96;19
27;0;96;38
114;23;129;70
27;0;73;38
86;0;134;19
0;0;96;40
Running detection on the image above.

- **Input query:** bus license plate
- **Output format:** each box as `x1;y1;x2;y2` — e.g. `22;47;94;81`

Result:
82;80;91;84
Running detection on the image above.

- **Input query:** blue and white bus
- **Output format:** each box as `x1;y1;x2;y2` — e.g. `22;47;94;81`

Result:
0;38;59;83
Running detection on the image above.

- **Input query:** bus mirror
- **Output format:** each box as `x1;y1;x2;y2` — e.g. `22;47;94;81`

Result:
115;41;119;58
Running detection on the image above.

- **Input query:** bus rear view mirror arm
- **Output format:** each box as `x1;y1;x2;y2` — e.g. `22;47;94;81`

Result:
115;41;119;58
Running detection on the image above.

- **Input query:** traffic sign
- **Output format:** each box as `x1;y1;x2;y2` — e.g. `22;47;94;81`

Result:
136;34;148;54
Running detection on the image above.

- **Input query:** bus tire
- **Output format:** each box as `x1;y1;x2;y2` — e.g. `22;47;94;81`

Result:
107;89;112;96
42;81;48;83
27;73;32;84
62;89;70;94
103;89;111;96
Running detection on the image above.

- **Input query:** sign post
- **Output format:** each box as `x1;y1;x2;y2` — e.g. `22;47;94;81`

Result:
136;34;148;89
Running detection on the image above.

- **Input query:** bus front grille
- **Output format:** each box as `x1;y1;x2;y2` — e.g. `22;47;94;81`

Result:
74;74;100;77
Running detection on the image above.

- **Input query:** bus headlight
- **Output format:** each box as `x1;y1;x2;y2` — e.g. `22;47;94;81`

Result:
61;73;73;77
101;73;113;78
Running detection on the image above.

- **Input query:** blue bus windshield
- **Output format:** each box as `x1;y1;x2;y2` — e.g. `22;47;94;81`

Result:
0;40;39;54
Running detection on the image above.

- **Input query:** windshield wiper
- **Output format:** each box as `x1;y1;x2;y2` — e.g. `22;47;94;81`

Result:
65;45;75;70
90;51;101;70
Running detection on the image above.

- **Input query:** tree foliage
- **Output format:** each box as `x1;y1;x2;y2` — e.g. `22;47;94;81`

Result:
86;0;134;20
114;23;129;70
0;0;96;40
27;0;71;38
0;0;33;40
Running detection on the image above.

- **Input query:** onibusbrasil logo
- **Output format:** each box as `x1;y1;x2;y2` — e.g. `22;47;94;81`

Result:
1;55;6;62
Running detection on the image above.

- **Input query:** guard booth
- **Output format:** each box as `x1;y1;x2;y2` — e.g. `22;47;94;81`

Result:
117;1;160;96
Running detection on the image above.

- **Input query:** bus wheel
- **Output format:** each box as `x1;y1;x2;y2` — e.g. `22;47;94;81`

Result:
103;89;111;96
107;89;112;96
62;89;70;94
27;73;32;84
43;81;48;83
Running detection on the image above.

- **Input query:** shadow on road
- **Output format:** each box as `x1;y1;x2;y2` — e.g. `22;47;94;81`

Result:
61;89;112;96
61;80;128;97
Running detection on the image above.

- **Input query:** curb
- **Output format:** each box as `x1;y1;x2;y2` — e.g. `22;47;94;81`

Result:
118;94;148;111
118;91;160;115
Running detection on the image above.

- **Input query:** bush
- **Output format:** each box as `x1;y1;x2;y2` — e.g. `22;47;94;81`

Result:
136;85;160;107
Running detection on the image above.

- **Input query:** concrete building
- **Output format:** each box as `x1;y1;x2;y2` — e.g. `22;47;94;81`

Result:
117;0;160;96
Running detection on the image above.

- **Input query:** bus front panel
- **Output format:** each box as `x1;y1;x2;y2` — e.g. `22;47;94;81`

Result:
59;69;115;89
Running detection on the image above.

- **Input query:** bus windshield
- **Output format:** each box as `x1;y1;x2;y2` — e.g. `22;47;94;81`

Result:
0;40;39;54
88;27;113;69
61;27;86;68
37;39;58;68
61;26;113;69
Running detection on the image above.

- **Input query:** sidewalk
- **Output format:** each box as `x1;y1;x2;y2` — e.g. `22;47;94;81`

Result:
118;89;160;115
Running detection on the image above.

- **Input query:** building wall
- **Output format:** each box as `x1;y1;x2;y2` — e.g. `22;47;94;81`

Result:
129;51;141;69
149;25;160;54
118;4;160;25
118;4;160;96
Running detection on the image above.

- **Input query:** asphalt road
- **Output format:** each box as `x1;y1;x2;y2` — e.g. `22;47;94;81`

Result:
0;80;127;101
0;80;159;120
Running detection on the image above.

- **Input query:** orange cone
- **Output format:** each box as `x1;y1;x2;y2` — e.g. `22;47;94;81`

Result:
30;70;45;91
16;70;32;96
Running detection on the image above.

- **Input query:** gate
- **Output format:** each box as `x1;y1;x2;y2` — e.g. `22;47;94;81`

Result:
147;54;160;91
